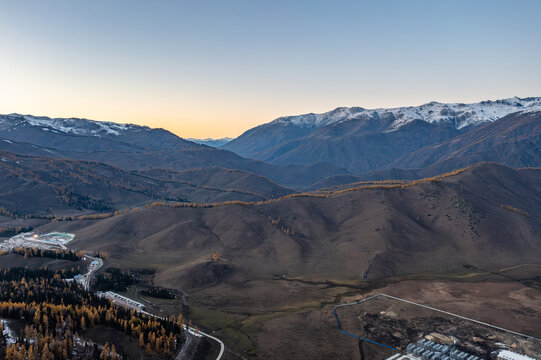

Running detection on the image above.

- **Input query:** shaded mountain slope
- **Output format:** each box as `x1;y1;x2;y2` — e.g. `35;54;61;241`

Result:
223;97;541;174
139;166;295;202
256;119;464;173
0;113;194;152
304;111;541;190
0;151;295;216
0;151;163;216
388;110;541;172
0;114;347;188
40;163;541;288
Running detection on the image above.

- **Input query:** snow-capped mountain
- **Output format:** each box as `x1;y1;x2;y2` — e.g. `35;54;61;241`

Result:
273;97;541;130
0;113;145;136
0;113;199;153
0;113;347;188
223;97;541;174
2;97;540;186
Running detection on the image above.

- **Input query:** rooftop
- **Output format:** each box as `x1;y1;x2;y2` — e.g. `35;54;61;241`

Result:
498;350;536;360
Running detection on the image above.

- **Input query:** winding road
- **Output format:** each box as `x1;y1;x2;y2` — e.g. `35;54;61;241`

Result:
79;253;225;360
5;232;226;360
191;328;225;360
175;329;193;360
80;255;103;290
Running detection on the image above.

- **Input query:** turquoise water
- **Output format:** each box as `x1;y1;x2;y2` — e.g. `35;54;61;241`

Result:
37;232;75;243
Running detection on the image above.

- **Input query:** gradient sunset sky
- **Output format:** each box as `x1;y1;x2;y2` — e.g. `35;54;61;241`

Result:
1;1;540;138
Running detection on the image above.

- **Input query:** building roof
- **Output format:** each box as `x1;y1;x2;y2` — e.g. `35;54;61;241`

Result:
498;350;536;360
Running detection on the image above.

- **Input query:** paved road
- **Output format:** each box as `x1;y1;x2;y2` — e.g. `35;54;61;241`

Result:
80;253;224;359
135;310;225;360
194;328;225;360
81;255;103;290
175;329;193;360
12;233;225;360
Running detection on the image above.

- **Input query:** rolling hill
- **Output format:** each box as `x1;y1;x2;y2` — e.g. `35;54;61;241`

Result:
40;163;541;285
0;151;295;217
34;162;541;358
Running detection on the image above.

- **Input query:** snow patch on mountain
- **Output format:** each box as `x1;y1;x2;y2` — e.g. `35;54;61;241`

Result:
274;97;541;130
274;107;366;128
0;114;143;136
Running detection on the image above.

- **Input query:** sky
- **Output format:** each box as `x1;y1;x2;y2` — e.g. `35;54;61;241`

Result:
1;1;540;138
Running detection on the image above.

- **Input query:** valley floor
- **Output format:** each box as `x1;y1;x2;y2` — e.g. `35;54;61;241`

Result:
181;269;541;359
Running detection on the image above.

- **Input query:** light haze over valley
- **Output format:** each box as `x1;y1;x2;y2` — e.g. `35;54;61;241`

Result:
0;1;540;360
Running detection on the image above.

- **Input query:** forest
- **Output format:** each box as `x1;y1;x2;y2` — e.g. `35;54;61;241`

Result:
0;227;33;238
0;267;185;359
91;268;155;292
4;247;85;262
140;287;176;300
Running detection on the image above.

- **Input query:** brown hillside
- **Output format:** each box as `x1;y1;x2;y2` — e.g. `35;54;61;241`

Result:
0;151;295;217
36;163;541;358
40;163;541;286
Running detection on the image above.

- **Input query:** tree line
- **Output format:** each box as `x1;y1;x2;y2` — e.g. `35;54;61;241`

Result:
0;226;33;238
3;247;85;262
0;268;185;359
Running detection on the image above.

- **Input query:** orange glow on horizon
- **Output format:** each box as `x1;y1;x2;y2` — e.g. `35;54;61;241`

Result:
1;1;539;138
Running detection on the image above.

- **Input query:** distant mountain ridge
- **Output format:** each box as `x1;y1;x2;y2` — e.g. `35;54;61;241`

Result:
222;97;541;174
187;137;233;148
1;113;141;136
0;150;296;217
2;97;540;191
0;113;347;189
306;110;541;189
387;110;541;173
269;97;541;130
0;113;195;152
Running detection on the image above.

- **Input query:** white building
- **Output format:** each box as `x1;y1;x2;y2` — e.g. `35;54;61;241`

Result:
497;350;536;360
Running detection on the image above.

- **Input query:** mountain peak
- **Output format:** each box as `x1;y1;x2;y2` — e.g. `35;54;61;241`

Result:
271;97;541;131
0;113;144;137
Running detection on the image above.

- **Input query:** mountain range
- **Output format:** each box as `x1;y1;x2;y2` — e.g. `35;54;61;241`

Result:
1;96;540;217
42;162;541;285
223;97;541;174
0;113;346;189
1;98;541;359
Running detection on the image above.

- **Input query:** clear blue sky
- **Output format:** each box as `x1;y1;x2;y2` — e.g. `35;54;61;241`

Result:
1;0;540;137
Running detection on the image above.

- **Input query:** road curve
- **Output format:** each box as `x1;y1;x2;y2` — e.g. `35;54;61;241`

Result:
78;244;225;359
139;313;225;360
175;330;193;360
195;328;225;360
12;233;225;360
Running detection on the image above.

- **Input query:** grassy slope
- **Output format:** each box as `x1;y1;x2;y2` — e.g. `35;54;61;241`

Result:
36;163;541;358
0;151;295;217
